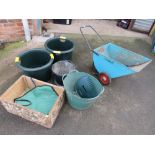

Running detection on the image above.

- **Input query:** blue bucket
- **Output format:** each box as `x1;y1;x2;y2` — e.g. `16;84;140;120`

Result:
62;71;104;110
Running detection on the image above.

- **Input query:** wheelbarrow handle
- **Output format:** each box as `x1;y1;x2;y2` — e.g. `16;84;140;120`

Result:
80;25;104;53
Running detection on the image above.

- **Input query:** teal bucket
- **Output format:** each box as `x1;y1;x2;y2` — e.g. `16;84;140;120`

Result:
62;71;104;110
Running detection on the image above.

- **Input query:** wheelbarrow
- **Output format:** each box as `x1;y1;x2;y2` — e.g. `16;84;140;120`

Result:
80;25;152;85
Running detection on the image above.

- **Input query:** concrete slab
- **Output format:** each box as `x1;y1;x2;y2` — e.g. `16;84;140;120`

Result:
45;20;150;39
0;34;155;134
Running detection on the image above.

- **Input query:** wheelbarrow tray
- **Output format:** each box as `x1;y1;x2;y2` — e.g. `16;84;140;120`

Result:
93;43;152;79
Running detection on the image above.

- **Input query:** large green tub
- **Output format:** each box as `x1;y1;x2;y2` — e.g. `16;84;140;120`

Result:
15;48;54;81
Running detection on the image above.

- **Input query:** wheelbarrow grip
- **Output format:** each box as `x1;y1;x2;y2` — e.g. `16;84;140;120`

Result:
80;25;104;53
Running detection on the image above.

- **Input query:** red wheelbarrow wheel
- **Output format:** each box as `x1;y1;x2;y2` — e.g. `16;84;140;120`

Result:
99;73;111;85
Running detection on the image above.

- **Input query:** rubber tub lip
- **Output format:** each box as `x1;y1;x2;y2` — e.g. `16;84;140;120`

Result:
44;38;75;54
16;48;54;72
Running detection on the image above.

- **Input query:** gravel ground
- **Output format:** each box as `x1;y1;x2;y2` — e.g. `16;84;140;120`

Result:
0;34;154;135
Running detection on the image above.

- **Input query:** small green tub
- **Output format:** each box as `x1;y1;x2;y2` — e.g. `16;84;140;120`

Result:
62;71;104;110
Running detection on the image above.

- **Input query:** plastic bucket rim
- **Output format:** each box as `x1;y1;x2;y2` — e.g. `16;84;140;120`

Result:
16;48;54;72
51;60;76;76
44;38;75;54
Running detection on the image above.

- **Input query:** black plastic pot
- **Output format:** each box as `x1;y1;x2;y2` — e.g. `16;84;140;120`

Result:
15;48;54;81
51;60;76;86
44;37;74;62
53;19;72;25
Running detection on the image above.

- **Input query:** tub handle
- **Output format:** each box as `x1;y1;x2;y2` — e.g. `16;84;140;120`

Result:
15;57;20;63
53;50;61;54
62;74;67;81
50;53;54;59
60;36;66;42
60;36;66;40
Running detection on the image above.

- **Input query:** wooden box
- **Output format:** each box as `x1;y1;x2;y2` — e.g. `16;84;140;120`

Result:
0;75;65;128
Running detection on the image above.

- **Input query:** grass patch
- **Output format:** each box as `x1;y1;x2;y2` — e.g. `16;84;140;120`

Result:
0;41;26;60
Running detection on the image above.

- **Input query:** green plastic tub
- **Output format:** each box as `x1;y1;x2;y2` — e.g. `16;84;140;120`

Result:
62;71;104;110
15;48;54;81
44;36;74;62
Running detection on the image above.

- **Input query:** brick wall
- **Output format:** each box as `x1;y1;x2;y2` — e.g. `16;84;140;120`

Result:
0;19;34;42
